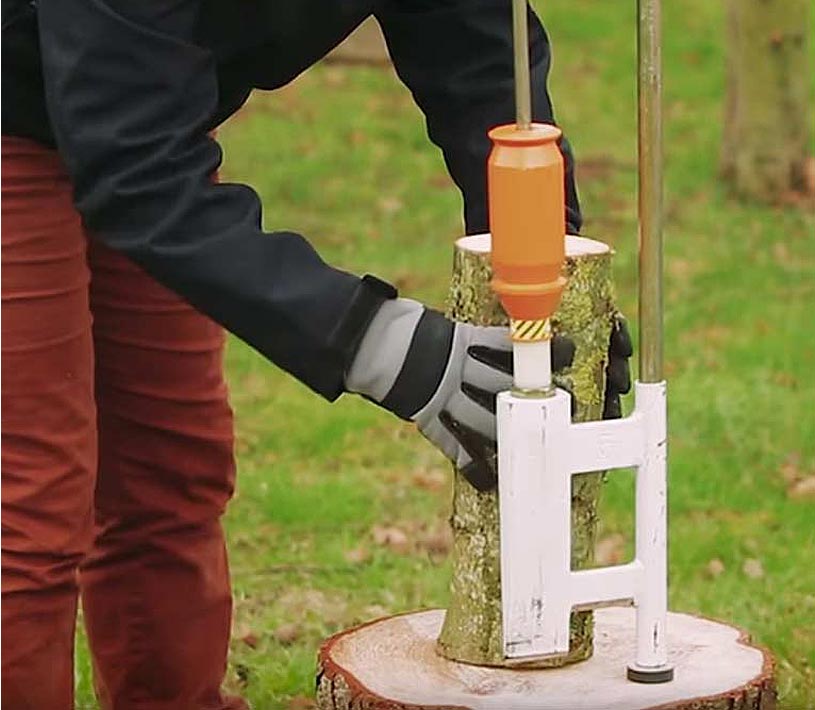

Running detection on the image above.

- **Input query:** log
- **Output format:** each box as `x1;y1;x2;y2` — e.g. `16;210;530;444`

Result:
316;607;776;710
436;234;616;668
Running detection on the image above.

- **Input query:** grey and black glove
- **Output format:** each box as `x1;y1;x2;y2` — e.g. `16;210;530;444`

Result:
602;315;633;419
345;298;574;492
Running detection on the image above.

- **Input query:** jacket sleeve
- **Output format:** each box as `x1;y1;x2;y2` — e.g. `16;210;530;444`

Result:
36;0;390;400
376;0;581;235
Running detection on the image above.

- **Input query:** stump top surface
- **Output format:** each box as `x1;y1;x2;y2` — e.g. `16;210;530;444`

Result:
323;607;772;710
457;233;611;257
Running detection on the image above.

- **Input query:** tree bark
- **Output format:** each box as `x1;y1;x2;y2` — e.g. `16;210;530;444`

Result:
316;608;776;710
434;234;616;668
721;0;811;201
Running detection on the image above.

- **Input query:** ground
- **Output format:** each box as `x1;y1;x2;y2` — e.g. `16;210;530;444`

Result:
74;0;815;707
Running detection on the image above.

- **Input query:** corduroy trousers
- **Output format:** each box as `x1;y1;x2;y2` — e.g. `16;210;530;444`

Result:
1;135;247;710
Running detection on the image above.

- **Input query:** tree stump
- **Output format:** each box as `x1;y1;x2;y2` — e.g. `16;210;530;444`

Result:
436;234;615;668
316;607;776;710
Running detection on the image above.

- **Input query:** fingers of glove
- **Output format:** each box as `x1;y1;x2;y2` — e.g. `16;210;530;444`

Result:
551;334;576;372
603;392;623;420
439;410;498;492
469;331;575;376
606;354;631;396
467;345;513;376
469;324;512;353
459;457;498;492
465;325;513;377
461;381;498;415
444;390;495;441
610;316;634;358
462;351;514;400
418;416;461;464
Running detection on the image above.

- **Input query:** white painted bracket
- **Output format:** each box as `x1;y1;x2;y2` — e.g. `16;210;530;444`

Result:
497;381;670;675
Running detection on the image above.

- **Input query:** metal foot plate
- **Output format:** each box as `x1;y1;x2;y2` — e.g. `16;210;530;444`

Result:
627;664;675;684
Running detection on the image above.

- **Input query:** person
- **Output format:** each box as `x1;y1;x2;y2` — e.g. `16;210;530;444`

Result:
1;1;632;708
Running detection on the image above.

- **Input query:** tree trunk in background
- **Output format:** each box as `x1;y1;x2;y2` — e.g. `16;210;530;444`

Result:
326;17;390;66
435;234;615;668
722;0;811;201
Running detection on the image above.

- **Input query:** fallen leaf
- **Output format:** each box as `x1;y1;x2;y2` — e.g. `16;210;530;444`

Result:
418;526;454;557
412;467;448;492
274;622;303;645
789;477;815;500
378;196;403;215
706;558;726;578
742;558;764;580
343;547;371;565
779;452;803;485
240;631;260;649
595;533;626;566
427;173;452;189
372;525;411;554
288;695;316;710
771;371;798;388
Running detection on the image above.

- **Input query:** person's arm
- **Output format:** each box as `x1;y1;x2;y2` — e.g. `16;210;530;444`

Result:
37;0;392;400
376;0;581;235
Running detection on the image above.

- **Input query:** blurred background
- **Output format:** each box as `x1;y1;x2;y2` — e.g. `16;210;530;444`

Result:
74;0;814;707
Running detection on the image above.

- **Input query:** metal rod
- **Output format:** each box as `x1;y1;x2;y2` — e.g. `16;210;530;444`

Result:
512;0;532;129
637;0;663;383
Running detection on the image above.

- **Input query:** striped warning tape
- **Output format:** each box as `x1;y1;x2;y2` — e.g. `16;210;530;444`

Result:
510;318;551;342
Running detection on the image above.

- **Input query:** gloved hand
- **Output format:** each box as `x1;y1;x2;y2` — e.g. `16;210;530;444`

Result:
602;315;633;419
345;298;574;492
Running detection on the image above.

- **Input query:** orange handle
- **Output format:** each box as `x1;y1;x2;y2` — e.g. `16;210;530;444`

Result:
488;123;566;323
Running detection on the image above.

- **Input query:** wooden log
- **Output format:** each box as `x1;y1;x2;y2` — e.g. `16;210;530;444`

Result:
436;234;616;668
316;607;777;710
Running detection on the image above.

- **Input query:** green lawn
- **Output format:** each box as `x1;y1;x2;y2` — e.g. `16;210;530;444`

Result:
76;1;815;707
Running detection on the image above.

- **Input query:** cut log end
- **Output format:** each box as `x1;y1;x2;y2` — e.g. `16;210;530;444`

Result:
316;608;776;710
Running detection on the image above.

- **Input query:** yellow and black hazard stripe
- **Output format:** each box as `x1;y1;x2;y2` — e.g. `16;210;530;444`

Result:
510;318;551;342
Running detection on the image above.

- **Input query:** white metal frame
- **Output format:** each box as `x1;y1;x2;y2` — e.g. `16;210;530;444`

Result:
497;381;670;673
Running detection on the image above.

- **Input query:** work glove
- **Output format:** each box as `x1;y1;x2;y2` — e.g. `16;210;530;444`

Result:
346;298;575;492
602;315;633;419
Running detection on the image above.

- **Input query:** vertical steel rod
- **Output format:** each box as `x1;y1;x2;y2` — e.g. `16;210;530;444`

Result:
512;0;532;129
637;0;663;383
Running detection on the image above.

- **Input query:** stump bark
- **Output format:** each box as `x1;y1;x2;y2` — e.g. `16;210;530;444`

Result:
435;234;616;668
316;608;776;710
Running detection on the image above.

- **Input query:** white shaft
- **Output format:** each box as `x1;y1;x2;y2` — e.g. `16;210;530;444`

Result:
634;380;669;668
512;339;551;392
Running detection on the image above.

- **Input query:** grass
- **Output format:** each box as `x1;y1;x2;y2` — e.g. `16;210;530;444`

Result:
75;0;815;707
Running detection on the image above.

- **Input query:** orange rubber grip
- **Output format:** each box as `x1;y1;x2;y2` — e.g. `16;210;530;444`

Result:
487;123;566;322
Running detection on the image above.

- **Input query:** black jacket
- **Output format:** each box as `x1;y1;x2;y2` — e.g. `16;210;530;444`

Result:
1;0;581;400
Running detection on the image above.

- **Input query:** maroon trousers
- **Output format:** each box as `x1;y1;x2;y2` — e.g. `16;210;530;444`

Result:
2;136;247;710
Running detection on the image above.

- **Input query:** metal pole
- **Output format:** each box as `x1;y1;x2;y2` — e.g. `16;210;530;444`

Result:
637;0;663;383
512;0;532;129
